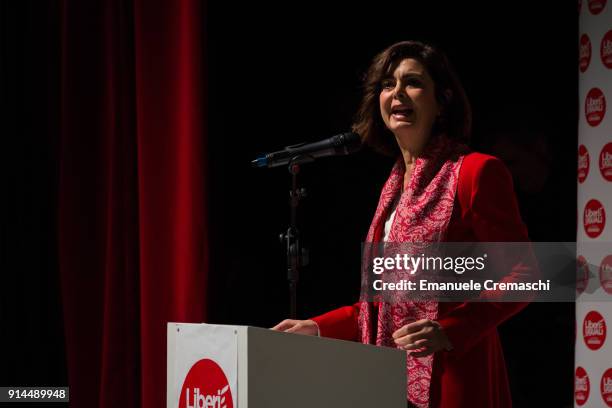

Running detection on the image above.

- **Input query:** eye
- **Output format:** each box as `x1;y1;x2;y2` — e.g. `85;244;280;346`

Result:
405;78;423;88
381;79;396;90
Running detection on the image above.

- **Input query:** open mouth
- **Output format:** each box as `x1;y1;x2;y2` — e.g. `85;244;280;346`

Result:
391;105;414;119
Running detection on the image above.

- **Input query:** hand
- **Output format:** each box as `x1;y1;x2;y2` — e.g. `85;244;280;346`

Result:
271;319;319;336
392;319;452;357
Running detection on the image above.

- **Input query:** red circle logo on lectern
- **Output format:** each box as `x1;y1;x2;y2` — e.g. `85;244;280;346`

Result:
579;144;590;183
584;199;606;238
600;255;612;294
580;34;592;72
577;255;590;294
588;0;607;14
602;30;612;69
576;366;590;405
600;142;612;181
602;368;612;407
179;359;233;408
583;310;607;350
585;88;606;127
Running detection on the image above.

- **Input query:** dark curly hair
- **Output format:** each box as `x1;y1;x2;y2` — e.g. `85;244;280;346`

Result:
353;41;472;156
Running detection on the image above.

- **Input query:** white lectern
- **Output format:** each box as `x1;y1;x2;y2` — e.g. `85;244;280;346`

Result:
167;323;406;408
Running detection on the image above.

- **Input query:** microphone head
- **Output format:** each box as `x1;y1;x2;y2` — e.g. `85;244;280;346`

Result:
334;132;362;155
252;131;362;168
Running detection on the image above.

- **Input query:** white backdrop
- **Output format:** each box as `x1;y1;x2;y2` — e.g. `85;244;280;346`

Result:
576;1;612;407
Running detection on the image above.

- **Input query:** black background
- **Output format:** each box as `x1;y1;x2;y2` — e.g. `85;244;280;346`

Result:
2;1;578;406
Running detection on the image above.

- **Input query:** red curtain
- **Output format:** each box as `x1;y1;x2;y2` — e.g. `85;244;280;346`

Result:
58;1;207;407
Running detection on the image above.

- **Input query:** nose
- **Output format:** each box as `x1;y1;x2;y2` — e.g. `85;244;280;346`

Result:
392;85;407;101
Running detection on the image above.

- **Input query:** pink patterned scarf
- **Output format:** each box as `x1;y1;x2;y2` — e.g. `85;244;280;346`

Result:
358;135;467;408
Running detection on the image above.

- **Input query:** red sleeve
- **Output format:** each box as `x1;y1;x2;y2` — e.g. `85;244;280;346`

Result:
437;154;532;358
310;303;361;341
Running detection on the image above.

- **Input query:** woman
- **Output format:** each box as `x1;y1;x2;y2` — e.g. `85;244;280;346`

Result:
272;40;530;408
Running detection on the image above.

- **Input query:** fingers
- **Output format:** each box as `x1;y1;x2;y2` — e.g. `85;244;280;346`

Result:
271;319;317;336
393;319;448;356
286;320;318;335
393;320;438;346
285;324;303;334
392;319;434;339
393;327;432;347
401;338;429;351
271;319;297;331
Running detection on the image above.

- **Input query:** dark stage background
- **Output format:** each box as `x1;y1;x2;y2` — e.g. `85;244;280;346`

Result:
2;1;577;407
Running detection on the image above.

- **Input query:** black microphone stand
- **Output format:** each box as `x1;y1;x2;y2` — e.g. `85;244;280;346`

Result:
279;156;311;318
254;133;360;318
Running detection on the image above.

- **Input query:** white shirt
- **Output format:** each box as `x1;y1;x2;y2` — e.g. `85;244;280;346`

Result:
383;196;399;241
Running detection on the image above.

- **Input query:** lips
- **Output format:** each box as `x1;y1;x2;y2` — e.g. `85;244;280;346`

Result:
391;105;414;120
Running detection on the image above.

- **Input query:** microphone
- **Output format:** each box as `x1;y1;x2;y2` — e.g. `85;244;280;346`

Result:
251;132;362;168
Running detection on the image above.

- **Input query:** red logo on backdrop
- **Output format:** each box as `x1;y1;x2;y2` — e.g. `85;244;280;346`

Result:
179;359;233;408
576;366;591;405
600;142;612;181
602;30;612;69
588;0;607;14
579;144;590;183
585;88;606;127
602;368;612;407
584;199;606;238
583;310;607;350
580;34;592;72
601;255;612;294
577;255;590;294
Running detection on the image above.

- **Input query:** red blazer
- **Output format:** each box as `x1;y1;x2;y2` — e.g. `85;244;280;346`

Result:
311;152;530;408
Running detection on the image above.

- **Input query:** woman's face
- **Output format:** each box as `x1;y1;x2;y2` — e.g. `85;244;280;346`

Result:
379;58;440;145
